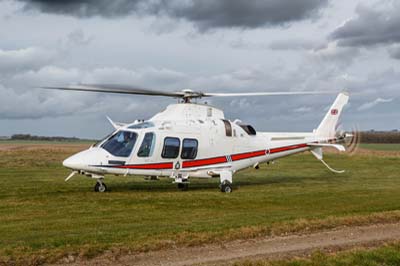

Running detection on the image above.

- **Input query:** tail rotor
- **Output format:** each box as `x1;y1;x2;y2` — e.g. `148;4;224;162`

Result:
335;124;361;156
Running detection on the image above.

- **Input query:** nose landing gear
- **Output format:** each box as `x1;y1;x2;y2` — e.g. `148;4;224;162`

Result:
94;179;107;192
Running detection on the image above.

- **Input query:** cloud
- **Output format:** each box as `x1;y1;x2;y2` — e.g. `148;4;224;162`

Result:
66;29;93;47
17;0;329;31
0;47;56;74
309;42;361;67
230;39;320;51
388;44;400;60
330;1;400;47
357;97;393;111
157;0;329;31
294;106;313;113
269;39;319;51
0;65;188;120
0;84;92;119
18;0;145;18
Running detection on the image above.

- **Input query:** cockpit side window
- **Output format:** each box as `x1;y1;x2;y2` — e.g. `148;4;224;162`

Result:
101;131;138;157
137;132;155;157
162;137;180;159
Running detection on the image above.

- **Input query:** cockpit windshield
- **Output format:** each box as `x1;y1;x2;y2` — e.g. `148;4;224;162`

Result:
101;131;138;157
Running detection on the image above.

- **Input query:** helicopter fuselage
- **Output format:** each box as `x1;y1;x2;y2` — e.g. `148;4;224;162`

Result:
63;92;349;193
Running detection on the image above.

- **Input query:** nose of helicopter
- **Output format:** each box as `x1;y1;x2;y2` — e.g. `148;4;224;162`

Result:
63;148;108;170
63;153;85;170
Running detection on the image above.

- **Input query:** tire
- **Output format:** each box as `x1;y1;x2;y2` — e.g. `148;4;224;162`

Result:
177;183;189;191
220;183;232;193
94;182;107;192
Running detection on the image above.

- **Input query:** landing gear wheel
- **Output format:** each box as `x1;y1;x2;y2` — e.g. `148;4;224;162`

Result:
94;181;107;192
177;183;189;191
220;182;232;193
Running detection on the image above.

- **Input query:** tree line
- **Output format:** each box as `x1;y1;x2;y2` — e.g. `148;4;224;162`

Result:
10;134;93;142
360;131;400;143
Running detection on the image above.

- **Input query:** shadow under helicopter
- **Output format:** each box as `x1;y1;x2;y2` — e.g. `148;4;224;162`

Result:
91;171;349;193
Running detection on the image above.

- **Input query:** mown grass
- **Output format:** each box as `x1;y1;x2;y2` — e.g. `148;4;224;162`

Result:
236;242;400;266
360;143;400;151
0;144;399;264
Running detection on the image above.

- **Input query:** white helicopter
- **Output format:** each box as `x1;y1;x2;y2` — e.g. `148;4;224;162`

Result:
46;85;357;193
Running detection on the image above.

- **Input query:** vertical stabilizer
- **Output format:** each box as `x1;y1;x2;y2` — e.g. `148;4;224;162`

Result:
316;92;349;138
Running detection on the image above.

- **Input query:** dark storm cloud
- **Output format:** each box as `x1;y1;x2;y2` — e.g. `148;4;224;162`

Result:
18;0;145;18
330;1;400;47
17;0;329;30
158;0;329;31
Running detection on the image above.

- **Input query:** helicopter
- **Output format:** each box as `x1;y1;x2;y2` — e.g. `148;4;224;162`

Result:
45;84;357;193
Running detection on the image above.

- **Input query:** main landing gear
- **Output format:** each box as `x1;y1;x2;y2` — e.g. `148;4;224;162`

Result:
94;179;107;192
173;173;190;191
220;181;232;193
219;171;233;193
177;182;189;191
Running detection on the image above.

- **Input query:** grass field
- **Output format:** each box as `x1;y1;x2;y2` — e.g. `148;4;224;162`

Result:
360;143;400;151
0;142;399;264
236;242;400;266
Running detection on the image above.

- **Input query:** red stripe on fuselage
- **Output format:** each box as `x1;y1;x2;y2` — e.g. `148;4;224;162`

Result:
269;143;308;154
231;150;266;161
182;156;227;168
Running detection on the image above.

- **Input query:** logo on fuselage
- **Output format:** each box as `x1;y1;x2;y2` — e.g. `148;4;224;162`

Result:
331;109;339;115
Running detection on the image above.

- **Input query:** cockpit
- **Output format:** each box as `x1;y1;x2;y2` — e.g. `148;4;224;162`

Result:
94;122;157;159
101;131;138;157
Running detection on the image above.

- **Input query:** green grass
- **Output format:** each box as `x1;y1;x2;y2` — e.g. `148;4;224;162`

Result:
360;143;400;151
236;242;400;266
0;144;399;264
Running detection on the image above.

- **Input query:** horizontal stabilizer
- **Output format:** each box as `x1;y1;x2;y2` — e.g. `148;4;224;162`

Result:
307;143;346;152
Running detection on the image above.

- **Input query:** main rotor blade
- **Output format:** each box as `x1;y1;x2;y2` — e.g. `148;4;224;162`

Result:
42;84;185;98
204;91;337;97
42;84;340;100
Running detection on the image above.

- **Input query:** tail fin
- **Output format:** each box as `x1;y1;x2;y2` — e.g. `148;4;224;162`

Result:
315;92;349;138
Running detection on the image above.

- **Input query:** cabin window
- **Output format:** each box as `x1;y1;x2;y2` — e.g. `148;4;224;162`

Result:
181;139;198;159
137;132;155;157
162;137;180;158
101;131;138;157
239;124;257;135
222;119;232;137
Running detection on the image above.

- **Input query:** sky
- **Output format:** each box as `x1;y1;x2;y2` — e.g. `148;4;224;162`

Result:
0;0;399;139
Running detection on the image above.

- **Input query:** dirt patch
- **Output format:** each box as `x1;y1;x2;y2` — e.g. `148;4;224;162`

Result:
53;223;400;266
